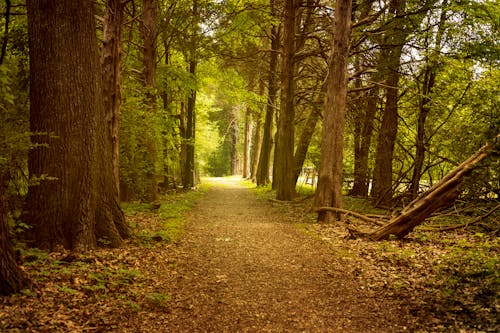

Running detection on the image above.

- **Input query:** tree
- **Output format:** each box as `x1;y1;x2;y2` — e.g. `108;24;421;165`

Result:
314;0;352;222
256;0;280;186
22;0;129;251
274;0;298;200
408;0;447;199
0;172;29;295
371;0;409;206
140;0;159;199
101;0;126;197
361;134;499;240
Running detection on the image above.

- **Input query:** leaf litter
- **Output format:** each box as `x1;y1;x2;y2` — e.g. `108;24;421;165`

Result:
0;177;498;332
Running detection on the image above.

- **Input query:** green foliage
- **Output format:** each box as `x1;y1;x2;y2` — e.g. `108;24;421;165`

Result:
144;292;172;306
125;182;210;245
430;238;499;326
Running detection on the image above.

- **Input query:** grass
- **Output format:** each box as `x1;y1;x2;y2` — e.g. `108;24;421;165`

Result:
123;182;211;244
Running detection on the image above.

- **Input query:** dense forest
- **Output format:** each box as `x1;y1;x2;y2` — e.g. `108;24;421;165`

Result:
0;0;499;330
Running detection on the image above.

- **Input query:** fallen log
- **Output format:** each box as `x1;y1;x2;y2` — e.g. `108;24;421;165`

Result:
359;134;499;240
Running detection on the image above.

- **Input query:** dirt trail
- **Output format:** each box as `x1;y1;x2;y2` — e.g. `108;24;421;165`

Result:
161;178;408;332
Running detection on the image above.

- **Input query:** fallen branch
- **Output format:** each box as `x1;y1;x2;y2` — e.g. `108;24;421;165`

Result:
351;134;499;240
315;207;385;226
423;203;500;232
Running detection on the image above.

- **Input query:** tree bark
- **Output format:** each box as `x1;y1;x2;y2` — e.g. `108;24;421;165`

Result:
351;87;378;196
183;61;196;188
23;0;128;251
256;4;279;186
250;112;262;181
101;0;125;198
0;0;11;65
140;0;158;200
230;109;239;175
0;173;30;295
242;106;251;178
371;0;407;206
182;0;199;189
275;0;298;200
293;105;321;185
314;0;352;222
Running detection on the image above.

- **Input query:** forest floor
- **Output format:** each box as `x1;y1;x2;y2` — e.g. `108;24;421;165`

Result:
0;177;498;332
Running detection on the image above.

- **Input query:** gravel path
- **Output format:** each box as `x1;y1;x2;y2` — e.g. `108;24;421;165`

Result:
162;178;408;332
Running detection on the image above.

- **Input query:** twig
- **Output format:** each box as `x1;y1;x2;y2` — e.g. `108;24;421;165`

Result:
424;203;500;231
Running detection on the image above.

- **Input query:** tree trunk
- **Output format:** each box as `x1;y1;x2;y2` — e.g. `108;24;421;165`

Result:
183;60;196;188
250;106;262;181
274;0;297;200
101;0;124;198
367;135;499;240
314;0;352;222
242;106;251;178
140;0;158;200
0;173;30;295
256;5;279;186
230;110;239;175
409;2;446;199
23;0;127;251
182;0;199;189
351;87;378;196
293;105;320;184
371;0;407;206
0;0;11;65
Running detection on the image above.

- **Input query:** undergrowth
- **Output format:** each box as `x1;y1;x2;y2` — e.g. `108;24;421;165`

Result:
261;180;499;332
1;183;211;331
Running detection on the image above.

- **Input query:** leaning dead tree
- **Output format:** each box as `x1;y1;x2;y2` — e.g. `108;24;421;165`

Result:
334;134;499;240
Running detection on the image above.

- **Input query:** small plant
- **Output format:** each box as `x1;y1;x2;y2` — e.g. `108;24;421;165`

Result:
57;284;78;295
126;300;141;312
144;292;172;305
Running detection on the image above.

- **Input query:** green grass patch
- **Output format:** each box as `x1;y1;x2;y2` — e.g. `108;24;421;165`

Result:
343;196;388;215
123;182;211;244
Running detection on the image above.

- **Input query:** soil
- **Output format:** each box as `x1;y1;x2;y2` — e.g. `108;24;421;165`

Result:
158;177;411;332
2;177;496;332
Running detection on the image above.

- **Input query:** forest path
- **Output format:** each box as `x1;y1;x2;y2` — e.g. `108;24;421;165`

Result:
161;177;407;332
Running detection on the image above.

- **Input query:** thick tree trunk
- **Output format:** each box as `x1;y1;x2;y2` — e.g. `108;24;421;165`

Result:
23;0;127;251
314;0;352;222
274;0;297;200
140;0;158;200
256;9;279;186
101;0;124;197
0;173;30;295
